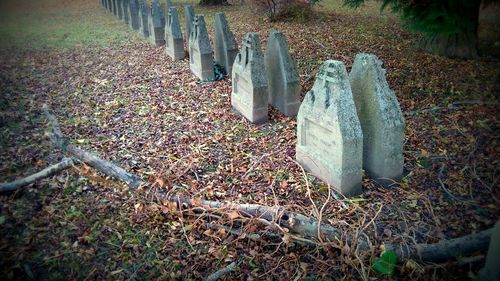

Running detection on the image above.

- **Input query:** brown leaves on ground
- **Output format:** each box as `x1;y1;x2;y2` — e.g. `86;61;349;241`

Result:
0;0;499;280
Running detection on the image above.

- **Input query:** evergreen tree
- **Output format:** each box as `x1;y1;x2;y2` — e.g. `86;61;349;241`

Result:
344;0;496;59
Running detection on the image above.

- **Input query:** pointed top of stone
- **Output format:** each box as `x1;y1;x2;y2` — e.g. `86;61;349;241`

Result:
303;60;361;127
234;33;266;88
266;30;299;83
215;13;237;50
167;7;182;38
190;15;212;54
349;53;404;125
151;0;165;28
185;5;195;38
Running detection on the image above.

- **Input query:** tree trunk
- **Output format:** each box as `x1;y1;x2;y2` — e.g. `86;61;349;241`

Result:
418;29;479;59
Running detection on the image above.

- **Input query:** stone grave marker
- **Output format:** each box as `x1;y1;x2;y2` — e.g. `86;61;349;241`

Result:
184;5;195;48
138;0;149;38
477;221;500;281
148;0;166;46
164;0;173;15
122;0;130;24
296;60;363;196
214;12;238;75
265;30;301;117
117;0;123;20
112;0;117;16
107;0;112;11
188;15;214;80
231;33;268;124
165;7;185;60
128;0;140;31
349;53;405;186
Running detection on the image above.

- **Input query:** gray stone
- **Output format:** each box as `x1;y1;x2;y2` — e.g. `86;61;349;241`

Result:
349;53;405;186
137;0;149;38
231;33;268;124
164;0;173;15
107;0;112;11
477;221;500;281
112;0;117;16
296;60;363;196
214;12;237;75
122;0;130;24
128;0;140;31
188;15;214;80
117;0;123;20
265;30;300;117
148;0;165;46
184;5;195;48
165;7;185;60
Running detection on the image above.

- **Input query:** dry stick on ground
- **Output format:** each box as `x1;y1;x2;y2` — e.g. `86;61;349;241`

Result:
42;104;143;189
204;261;238;281
384;227;494;262
0;158;74;193
42;105;496;263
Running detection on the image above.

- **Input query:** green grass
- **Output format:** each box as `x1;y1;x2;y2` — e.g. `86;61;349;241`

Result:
0;0;139;49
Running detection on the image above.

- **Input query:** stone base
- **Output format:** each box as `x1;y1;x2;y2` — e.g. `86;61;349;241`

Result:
190;54;214;80
166;39;185;60
231;93;268;124
296;146;362;196
150;27;165;47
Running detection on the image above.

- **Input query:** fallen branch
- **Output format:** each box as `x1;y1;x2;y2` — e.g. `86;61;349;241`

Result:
384;227;494;263
41;105;496;264
0;158;74;193
204;261;238;281
43;104;143;189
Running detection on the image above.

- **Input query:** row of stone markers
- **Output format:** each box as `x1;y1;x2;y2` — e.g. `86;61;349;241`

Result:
295;55;405;196
231;31;300;124
101;1;404;197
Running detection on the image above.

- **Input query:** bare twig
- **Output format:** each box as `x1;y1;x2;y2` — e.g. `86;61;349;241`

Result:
204;261;238;281
0;158;74;193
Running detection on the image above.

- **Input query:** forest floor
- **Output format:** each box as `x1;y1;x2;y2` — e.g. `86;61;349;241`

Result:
0;0;499;280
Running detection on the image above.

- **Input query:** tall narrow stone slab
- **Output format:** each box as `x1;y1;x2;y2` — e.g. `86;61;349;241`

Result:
117;0;123;20
122;0;130;24
265;31;301;117
184;5;195;47
164;0;173;15
165;7;185;60
138;0;149;38
128;0;140;31
231;33;268;124
148;0;165;46
189;15;214;80
112;0;117;16
296;60;363;196
349;53;405;186
107;0;112;11
214;13;237;75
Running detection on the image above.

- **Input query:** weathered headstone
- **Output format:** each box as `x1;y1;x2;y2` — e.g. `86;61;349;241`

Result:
214;12;238;75
296;60;364;196
349;53;405;186
137;0;149;38
231;33;268;124
117;0;123;20
188;15;214;80
148;0;166;46
165;7;185;60
265;30;301;117
477;221;500;281
112;0;117;16
184;5;195;48
128;0;140;31
122;0;130;24
164;0;173;15
107;0;112;11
